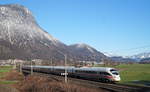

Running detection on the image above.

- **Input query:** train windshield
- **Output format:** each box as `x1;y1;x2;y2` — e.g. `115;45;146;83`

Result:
110;69;119;75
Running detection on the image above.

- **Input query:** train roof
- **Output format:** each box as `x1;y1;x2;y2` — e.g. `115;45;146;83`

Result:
23;65;116;72
23;65;75;69
75;67;115;72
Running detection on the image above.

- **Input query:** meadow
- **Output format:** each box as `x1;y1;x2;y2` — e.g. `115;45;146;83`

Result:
115;64;150;85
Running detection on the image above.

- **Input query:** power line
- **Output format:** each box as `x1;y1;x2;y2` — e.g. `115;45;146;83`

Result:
109;45;150;52
105;44;150;56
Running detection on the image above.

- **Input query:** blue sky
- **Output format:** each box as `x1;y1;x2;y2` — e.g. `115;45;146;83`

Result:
1;0;150;56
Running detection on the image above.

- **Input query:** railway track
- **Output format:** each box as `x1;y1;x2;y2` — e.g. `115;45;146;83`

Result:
22;70;150;92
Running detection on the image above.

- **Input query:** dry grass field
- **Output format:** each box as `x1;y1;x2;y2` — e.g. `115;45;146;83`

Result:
0;66;108;92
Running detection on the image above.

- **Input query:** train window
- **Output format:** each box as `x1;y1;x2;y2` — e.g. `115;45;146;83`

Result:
89;71;97;74
112;72;119;75
110;69;119;75
83;71;87;73
104;72;111;75
81;70;87;73
76;70;97;74
111;71;119;75
99;72;111;75
56;69;64;72
110;69;117;72
87;71;90;73
86;71;89;73
76;70;84;73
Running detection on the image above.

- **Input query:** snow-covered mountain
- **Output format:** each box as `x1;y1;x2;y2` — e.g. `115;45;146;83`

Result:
0;4;107;62
127;52;150;63
105;52;150;62
110;56;137;62
0;4;64;45
130;52;150;60
0;4;71;60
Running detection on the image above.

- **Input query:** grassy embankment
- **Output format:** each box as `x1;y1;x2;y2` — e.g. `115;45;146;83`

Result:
0;66;18;85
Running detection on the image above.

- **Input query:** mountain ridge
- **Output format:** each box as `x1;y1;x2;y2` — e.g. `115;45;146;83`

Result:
69;43;107;61
0;4;72;60
0;4;106;62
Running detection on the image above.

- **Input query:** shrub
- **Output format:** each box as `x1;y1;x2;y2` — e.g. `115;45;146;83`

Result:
15;75;101;92
4;70;24;81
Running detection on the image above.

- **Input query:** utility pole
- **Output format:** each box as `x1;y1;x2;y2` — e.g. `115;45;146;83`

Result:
65;54;67;83
13;60;16;69
31;60;33;75
50;57;53;71
51;57;53;66
57;50;68;83
20;62;22;73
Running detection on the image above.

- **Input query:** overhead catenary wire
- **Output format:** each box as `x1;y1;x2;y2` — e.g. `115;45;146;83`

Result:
104;44;150;56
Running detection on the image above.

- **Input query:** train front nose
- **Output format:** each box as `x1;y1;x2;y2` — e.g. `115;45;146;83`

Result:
114;75;121;82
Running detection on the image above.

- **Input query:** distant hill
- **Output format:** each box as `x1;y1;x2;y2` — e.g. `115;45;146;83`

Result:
107;52;150;63
69;43;107;61
110;56;137;62
140;58;150;63
129;52;150;60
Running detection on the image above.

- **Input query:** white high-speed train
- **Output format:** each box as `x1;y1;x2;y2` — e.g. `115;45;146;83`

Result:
22;66;121;82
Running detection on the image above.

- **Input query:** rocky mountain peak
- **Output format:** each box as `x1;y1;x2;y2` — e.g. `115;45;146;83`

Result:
0;4;67;60
0;4;107;62
0;4;33;24
0;4;60;45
